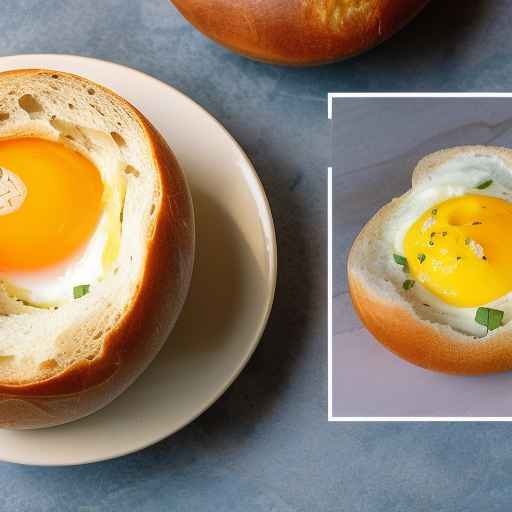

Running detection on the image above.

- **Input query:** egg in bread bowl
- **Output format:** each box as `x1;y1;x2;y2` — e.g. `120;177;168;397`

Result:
348;146;512;375
0;69;194;429
170;0;430;66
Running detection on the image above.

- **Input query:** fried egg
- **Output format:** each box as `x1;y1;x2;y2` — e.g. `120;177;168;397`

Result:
0;137;124;307
388;153;512;337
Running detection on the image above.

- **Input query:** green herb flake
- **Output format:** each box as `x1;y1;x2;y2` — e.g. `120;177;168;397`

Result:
431;209;438;215
476;179;493;190
475;307;504;333
417;253;426;264
472;221;482;226
73;284;90;299
393;254;408;266
403;279;415;290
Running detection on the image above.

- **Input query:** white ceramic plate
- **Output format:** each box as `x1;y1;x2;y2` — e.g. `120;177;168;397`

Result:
0;55;277;465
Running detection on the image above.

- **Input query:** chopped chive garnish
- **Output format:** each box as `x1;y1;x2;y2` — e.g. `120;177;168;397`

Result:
73;284;90;299
476;179;493;190
475;307;504;333
457;256;462;261
428;240;434;246
442;231;447;236
417;253;426;264
472;221;482;226
403;279;415;290
393;254;407;266
431;209;438;215
393;253;409;273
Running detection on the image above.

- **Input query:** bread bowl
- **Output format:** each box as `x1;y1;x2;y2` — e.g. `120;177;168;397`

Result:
170;0;430;66
0;69;194;429
348;146;512;375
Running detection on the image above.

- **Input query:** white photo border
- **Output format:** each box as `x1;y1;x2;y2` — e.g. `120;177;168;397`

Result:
328;92;512;422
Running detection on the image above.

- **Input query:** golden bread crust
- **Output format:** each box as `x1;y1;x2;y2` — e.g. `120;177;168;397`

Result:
348;271;512;375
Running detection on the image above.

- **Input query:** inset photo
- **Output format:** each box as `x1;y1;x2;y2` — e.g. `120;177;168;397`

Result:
330;94;512;420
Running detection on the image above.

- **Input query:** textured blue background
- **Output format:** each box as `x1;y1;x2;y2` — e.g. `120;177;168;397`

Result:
1;0;512;510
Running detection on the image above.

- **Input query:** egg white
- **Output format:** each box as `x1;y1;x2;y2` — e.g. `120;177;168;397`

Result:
0;135;126;308
385;154;512;337
3;211;112;307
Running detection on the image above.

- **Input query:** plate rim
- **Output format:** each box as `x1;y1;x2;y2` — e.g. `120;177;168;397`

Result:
0;53;277;466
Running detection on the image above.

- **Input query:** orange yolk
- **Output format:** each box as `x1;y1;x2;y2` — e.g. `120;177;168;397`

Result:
404;194;512;307
0;137;103;272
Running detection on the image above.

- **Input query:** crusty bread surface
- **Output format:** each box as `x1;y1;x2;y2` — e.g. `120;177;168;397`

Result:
171;0;429;66
348;146;512;375
0;69;195;428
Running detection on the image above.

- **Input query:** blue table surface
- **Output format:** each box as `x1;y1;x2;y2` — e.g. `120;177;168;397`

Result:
2;1;512;511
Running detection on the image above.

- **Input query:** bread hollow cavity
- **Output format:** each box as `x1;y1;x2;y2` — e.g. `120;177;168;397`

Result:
0;71;161;384
358;150;512;338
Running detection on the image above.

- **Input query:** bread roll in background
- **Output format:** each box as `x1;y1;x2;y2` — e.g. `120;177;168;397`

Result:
0;69;195;429
170;0;430;66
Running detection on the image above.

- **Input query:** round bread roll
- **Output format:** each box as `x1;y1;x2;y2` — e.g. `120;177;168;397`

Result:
348;146;512;375
170;0;429;66
0;69;194;429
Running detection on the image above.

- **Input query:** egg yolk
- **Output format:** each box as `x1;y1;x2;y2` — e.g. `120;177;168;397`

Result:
404;194;512;307
0;137;103;272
